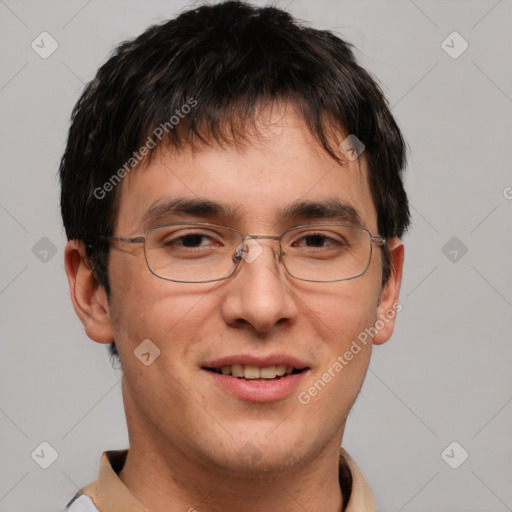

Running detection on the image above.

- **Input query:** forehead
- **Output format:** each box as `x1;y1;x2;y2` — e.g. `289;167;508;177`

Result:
115;104;377;233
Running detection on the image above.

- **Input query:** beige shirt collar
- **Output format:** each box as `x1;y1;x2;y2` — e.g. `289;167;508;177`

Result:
74;448;375;512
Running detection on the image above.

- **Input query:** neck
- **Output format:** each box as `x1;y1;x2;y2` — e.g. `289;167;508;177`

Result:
118;424;345;512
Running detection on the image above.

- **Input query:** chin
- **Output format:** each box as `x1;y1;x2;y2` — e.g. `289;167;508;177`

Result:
203;432;314;475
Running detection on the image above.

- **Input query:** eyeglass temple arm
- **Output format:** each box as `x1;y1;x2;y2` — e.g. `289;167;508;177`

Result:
100;235;145;244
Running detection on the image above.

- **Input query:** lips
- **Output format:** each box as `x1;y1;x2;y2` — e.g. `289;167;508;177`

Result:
201;355;309;401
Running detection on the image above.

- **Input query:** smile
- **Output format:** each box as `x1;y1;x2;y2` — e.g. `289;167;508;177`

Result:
204;364;305;380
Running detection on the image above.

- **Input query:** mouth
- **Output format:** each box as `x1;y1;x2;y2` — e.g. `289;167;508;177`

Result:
201;355;311;402
203;364;307;380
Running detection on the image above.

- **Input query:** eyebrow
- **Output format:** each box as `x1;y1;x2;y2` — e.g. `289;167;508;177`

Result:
142;197;362;227
279;199;362;225
142;198;237;226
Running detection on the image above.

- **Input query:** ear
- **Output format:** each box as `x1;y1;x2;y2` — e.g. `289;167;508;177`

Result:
64;240;114;344
373;237;404;346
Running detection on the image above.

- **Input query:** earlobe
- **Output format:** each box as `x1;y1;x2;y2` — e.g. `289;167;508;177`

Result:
64;240;114;344
373;238;404;346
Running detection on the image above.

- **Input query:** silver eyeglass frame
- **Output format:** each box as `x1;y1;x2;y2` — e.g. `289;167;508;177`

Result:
101;221;387;283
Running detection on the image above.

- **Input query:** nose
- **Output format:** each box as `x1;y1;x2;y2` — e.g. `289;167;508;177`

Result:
220;238;299;334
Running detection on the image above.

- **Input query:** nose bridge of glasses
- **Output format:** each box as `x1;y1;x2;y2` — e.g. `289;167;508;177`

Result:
246;234;282;251
244;234;281;243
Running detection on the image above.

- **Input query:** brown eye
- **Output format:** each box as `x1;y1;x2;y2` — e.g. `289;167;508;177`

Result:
166;234;209;247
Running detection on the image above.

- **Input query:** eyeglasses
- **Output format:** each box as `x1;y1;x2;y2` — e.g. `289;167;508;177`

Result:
102;222;386;283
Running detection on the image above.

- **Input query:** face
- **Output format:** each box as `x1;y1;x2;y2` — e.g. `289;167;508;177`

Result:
80;103;402;474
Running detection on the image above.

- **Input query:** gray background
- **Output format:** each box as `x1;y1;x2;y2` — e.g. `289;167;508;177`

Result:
1;0;511;511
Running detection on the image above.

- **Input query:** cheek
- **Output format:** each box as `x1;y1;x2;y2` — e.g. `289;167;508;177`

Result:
307;274;381;335
108;255;219;361
299;276;381;394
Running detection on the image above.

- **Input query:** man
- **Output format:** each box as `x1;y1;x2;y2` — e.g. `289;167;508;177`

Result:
60;1;409;510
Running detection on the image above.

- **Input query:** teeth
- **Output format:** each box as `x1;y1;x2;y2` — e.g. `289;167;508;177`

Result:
244;364;260;379
231;364;244;378
260;366;277;379
212;364;300;379
276;364;287;376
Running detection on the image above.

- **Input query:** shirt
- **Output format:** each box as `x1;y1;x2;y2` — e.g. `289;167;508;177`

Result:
66;448;375;512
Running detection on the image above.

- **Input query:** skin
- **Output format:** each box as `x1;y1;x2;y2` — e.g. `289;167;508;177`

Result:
65;102;404;512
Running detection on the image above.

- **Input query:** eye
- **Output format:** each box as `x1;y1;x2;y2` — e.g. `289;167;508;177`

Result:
161;230;222;249
300;234;337;247
292;231;346;249
166;233;214;248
